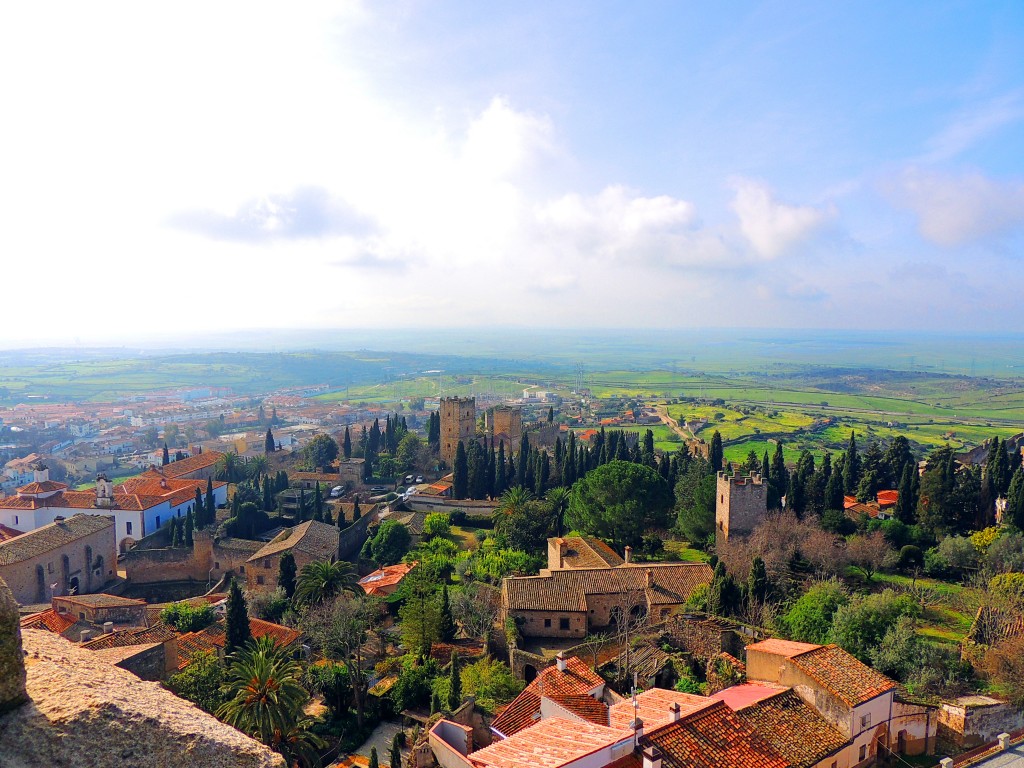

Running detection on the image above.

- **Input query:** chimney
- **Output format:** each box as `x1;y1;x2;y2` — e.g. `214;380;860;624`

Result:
940;759;953;768
556;652;567;673
624;546;633;564
54;516;65;523
630;717;644;740
103;621;114;634
669;702;681;722
646;569;653;587
998;733;1011;751
642;746;662;768
80;629;94;642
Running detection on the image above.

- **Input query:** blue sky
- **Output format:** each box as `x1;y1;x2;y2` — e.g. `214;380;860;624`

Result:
1;1;1023;345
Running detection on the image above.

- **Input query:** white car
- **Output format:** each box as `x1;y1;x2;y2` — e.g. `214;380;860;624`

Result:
329;486;344;498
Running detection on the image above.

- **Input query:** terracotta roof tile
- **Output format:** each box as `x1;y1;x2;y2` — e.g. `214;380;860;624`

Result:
16;480;69;494
491;656;605;737
735;689;848;768
609;688;710;730
557;536;625;568
788;644;896;707
641;700;790;768
358;562;416;595
745;639;820;658
81;624;179;650
160;450;224;478
503;563;713;614
247;520;340;563
20;608;78;635
469;717;633;768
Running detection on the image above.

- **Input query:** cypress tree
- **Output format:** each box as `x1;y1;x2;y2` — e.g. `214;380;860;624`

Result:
453;442;468;499
1007;467;1024;530
762;450;770;479
447;649;462;712
486;446;496;499
278;552;297;598
298;489;307;521
895;463;917;524
769;442;788;510
548;406;554;423
843;432;859;494
224;578;250;654
709;431;723;473
264;427;275;454
494;442;506;496
263;476;274;512
439;585;456;642
162;443;170;466
313;482;323;521
390;734;403;768
352;495;361;521
205;477;215;527
747;556;769;602
194;488;204;528
369;747;379;768
324;506;333;526
184;510;194;547
343;426;352;459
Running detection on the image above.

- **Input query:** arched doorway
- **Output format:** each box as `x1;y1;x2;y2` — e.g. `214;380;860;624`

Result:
523;664;538;683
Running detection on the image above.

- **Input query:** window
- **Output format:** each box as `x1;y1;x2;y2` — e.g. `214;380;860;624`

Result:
859;745;866;761
263;559;270;569
831;762;837;768
155;516;161;529
257;575;265;585
13;515;18;525
126;521;132;535
214;562;220;570
544;619;551;628
239;566;245;574
860;713;872;729
79;612;85;619
559;617;570;631
48;562;54;573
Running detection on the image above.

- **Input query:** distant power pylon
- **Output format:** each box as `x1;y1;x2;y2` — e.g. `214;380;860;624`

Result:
575;362;584;392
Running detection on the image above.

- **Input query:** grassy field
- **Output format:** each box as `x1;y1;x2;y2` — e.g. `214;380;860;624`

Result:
854;571;980;647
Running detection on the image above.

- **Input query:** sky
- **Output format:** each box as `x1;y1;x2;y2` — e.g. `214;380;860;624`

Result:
2;1;1023;347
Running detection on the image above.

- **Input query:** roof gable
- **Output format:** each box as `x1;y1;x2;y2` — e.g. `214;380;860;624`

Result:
788;644;896;707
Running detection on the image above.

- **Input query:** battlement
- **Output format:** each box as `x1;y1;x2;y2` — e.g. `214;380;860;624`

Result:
716;472;767;541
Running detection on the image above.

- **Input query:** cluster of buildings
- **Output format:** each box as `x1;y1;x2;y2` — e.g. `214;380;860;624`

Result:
427;637;937;768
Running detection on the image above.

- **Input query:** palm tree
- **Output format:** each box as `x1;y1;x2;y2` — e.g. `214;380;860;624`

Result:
546;487;571;536
216;451;242;483
247;454;268;482
216;636;310;746
491;486;534;528
269;716;326;768
294;559;358;607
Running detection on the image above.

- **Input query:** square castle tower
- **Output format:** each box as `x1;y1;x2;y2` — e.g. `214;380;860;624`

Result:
715;471;767;541
440;396;476;464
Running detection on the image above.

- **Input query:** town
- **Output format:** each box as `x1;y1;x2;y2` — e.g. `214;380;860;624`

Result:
2;371;1023;768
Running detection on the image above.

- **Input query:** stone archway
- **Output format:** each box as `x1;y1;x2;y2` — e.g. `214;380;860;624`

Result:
119;537;136;554
523;664;538;683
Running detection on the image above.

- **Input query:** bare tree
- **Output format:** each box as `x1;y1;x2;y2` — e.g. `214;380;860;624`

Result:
606;570;652;690
846;531;891;581
449;582;501;648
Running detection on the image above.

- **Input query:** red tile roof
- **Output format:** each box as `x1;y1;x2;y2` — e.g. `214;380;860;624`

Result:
609;688;710;730
642;700;790;768
470;717;632;768
159;450;224;478
358;562;416;596
788;644;897;707
709;683;786;711
0;523;25;542
491;656;605;737
734;689;848;768
20;608;78;635
744;639;820;658
16;480;69;495
196;617;301;650
876;490;899;508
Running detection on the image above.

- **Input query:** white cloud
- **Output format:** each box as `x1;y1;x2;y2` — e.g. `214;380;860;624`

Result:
887;167;1024;247
730;179;833;259
921;91;1024;163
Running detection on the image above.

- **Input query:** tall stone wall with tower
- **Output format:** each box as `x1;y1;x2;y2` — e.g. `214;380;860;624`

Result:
440;397;476;464
486;405;523;452
715;472;767;541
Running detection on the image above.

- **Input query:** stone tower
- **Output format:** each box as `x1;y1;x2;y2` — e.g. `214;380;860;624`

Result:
487;405;523;452
715;472;767;541
440;397;475;464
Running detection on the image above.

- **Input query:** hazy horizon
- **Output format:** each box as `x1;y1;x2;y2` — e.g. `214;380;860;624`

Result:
2;2;1023;346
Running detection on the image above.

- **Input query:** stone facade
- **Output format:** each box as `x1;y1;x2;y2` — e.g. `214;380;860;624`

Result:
123;529;261;587
486;406;522;452
0;514;117;605
937;696;1024;750
715;472;767;541
0;576;27;714
440;397;475;465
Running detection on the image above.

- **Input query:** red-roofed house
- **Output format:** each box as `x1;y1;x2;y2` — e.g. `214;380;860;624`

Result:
746;639;936;762
358;562;417;597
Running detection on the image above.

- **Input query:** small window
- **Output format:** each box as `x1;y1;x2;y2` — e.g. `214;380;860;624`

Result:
239;565;245;574
13;515;18;525
256;575;265;585
79;612;85;619
214;562;220;570
48;562;54;573
861;713;872;729
155;516;160;529
859;745;867;761
544;618;551;628
559;617;570;631
263;559;270;568
126;522;133;535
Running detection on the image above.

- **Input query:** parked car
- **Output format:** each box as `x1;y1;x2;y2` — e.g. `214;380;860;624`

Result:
415;475;425;483
330;486;344;498
404;474;414;484
370;486;386;493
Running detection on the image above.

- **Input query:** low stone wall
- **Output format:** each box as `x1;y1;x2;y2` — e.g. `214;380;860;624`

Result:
338;508;374;561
